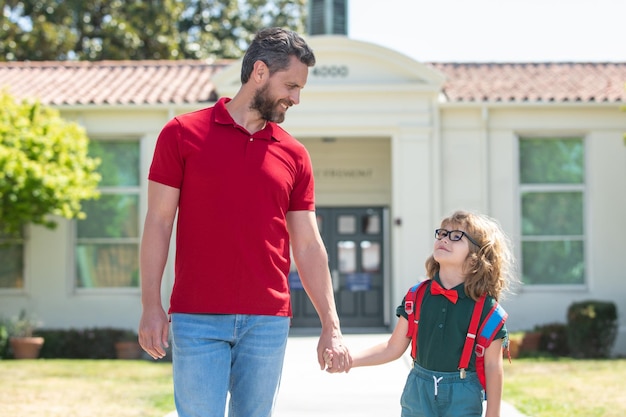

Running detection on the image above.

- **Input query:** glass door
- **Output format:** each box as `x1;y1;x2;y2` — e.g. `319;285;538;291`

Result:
290;207;386;327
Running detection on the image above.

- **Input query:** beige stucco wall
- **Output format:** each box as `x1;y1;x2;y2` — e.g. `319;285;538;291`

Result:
2;36;625;355
438;103;626;355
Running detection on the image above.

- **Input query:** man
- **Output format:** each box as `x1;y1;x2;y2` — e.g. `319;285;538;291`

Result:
138;27;351;417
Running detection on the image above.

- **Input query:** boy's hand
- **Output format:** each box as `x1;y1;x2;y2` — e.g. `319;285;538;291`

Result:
323;348;334;371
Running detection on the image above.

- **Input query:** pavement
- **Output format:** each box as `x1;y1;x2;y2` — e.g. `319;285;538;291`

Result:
165;331;528;417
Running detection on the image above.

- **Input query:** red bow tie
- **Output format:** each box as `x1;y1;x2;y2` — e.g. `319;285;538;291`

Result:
430;280;458;304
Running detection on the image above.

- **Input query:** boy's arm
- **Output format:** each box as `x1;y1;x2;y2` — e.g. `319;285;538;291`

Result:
350;317;411;368
483;338;504;417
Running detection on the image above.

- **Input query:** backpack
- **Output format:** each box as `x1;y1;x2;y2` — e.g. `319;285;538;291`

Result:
404;280;509;390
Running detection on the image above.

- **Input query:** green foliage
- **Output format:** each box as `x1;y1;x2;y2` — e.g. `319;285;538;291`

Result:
36;327;136;359
179;0;307;59
567;300;618;358
5;309;42;337
1;0;307;61
0;319;8;358
505;358;626;417
116;329;139;342
0;0;184;60
0;91;100;235
535;322;570;357
0;359;174;415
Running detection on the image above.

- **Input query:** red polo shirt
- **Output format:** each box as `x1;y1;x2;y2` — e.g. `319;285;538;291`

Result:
148;98;315;316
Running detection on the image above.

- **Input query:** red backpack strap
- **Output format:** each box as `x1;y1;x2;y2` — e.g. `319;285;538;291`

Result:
473;300;508;390
458;293;486;378
404;280;430;360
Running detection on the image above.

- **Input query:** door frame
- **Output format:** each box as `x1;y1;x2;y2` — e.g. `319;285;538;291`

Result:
289;206;391;328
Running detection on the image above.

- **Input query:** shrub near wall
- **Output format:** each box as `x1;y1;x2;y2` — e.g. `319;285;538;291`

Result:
567;300;618;358
36;328;135;359
0;321;8;358
536;322;570;357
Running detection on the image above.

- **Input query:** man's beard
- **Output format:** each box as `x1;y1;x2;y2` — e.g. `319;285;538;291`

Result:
251;84;287;123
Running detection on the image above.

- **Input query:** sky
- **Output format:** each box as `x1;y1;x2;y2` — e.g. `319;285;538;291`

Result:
347;0;625;63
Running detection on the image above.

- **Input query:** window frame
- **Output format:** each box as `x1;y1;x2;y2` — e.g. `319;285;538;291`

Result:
0;227;27;294
517;134;588;290
73;137;143;294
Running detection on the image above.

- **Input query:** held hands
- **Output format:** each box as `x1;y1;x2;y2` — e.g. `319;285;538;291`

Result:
323;347;351;373
317;328;352;373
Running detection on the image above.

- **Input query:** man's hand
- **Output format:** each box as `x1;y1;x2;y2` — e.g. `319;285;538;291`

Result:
317;331;352;373
138;306;169;360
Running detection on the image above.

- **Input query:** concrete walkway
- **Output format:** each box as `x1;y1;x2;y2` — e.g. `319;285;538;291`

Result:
166;331;528;417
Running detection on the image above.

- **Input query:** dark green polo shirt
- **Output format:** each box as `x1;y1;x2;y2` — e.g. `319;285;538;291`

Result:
396;274;507;372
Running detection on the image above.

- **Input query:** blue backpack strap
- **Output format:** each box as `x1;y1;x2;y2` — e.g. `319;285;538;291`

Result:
478;303;508;349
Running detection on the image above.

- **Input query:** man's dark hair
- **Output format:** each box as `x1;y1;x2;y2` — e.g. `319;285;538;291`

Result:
241;27;316;84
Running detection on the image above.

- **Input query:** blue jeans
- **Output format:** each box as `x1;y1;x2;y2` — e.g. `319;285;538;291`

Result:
171;313;290;417
400;363;484;417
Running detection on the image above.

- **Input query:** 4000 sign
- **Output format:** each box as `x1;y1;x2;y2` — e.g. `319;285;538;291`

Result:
312;65;349;78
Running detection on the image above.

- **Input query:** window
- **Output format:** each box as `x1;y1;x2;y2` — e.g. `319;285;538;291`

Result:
519;137;585;285
308;0;347;35
0;230;24;289
75;140;140;288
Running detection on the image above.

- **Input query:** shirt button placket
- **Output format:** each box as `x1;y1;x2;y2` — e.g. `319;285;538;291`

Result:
438;305;447;330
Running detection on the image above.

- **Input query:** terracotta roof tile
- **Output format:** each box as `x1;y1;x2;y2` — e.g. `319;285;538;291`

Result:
429;62;626;103
0;60;624;105
0;60;231;106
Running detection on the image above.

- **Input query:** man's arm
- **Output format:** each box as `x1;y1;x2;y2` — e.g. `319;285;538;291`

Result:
138;180;179;360
286;210;352;372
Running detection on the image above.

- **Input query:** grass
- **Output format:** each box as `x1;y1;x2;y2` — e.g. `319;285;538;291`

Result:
1;357;625;417
0;359;174;417
504;357;626;417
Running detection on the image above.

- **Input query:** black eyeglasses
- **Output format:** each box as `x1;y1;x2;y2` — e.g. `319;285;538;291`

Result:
435;229;480;247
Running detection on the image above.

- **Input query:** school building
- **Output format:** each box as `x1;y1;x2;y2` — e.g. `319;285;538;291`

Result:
1;35;625;355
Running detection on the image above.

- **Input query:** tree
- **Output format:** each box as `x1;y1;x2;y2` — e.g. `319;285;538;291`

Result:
0;0;185;60
0;91;101;236
0;0;307;61
178;0;306;60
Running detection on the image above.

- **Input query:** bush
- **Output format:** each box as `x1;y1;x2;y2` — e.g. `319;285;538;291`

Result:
37;327;135;359
536;322;570;357
567;300;618;358
0;320;8;359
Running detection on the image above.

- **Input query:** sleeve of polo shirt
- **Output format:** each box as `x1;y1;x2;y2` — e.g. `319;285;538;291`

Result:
149;117;184;189
495;320;508;341
288;145;315;211
396;297;408;320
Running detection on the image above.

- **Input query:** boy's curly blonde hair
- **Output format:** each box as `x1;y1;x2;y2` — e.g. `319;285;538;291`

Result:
425;210;516;301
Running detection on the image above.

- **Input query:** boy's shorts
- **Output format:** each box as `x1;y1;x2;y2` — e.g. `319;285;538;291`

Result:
400;363;484;417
